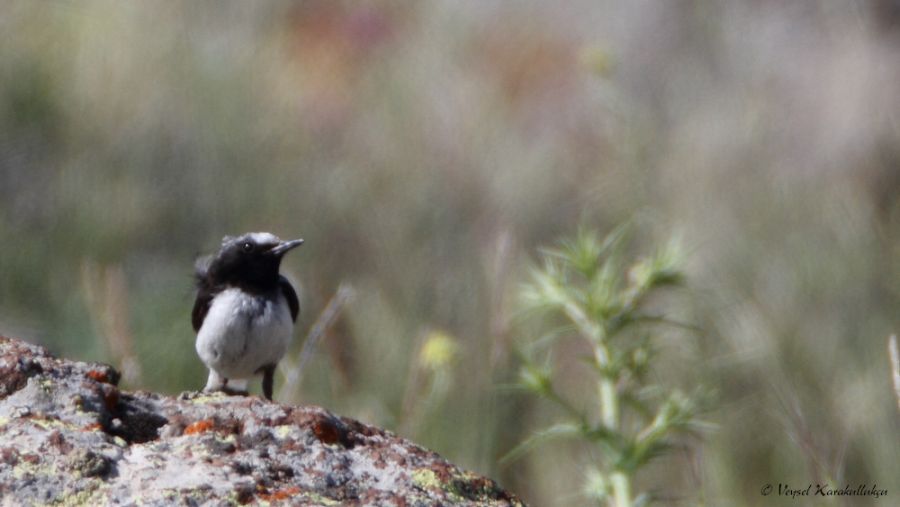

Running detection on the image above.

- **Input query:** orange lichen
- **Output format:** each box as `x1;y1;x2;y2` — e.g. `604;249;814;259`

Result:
258;486;301;501
85;370;109;383
184;419;215;435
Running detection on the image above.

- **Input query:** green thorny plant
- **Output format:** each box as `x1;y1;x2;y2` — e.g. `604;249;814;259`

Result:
508;226;707;507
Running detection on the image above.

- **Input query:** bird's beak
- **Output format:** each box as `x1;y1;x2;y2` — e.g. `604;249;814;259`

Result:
269;238;304;256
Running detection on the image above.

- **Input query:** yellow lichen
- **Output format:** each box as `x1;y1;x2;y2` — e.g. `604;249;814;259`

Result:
28;417;67;431
188;393;226;404
52;482;106;507
302;492;340;506
274;425;294;439
411;468;441;490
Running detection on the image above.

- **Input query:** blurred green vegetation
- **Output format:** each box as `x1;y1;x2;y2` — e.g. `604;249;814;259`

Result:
1;1;899;505
511;228;706;507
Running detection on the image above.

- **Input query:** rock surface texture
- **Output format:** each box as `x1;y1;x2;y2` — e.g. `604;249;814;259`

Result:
0;337;523;506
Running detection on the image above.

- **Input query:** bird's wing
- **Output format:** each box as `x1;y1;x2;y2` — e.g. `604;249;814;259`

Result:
191;255;216;333
192;288;215;332
279;275;300;322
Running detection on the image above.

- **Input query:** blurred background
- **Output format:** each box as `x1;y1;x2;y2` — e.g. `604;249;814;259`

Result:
2;1;899;505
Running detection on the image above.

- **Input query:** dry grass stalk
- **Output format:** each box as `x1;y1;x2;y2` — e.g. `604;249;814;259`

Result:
279;283;355;398
80;261;143;386
889;335;900;413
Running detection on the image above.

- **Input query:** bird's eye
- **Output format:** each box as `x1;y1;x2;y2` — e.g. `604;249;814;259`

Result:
242;242;254;253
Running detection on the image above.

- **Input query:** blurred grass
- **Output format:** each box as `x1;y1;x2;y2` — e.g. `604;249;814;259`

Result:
2;1;899;505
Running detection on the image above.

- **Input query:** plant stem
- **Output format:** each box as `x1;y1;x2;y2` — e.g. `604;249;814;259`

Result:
610;471;632;507
595;342;632;507
599;376;617;428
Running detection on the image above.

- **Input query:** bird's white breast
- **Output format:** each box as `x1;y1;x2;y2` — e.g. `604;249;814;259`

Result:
195;288;294;379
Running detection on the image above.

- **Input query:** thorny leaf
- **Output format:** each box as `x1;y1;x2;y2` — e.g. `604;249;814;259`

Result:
500;422;584;465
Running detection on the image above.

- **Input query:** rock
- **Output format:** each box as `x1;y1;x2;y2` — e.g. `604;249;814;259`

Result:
0;337;524;506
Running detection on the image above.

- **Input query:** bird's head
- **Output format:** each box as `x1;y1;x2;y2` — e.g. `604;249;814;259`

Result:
207;232;303;291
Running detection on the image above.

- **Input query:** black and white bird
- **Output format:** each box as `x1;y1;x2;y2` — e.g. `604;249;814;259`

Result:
192;232;303;400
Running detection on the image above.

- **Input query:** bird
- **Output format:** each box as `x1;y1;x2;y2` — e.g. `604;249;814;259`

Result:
192;232;303;400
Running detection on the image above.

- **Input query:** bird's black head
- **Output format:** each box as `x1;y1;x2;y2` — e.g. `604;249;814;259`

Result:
204;232;303;292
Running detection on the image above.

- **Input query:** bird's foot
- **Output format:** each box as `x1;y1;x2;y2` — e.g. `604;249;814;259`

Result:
220;386;250;397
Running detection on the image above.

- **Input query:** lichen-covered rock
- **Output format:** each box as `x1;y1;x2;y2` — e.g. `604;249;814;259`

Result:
0;337;524;506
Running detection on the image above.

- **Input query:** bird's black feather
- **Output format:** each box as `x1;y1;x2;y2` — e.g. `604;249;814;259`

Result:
192;256;218;332
279;275;300;322
192;287;216;332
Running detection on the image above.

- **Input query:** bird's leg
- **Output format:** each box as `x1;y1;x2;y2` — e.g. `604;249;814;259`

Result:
259;364;276;401
203;370;226;392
